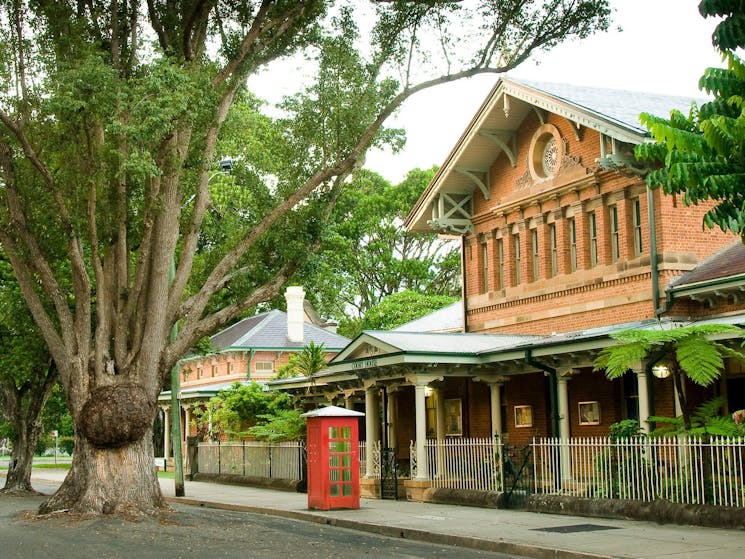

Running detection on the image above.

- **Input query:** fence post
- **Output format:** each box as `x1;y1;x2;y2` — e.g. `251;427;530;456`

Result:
243;441;246;477
269;445;273;480
300;441;307;491
218;439;221;476
187;437;199;480
497;435;504;493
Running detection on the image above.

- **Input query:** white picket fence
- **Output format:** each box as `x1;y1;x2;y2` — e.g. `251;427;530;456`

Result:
196;436;745;508
409;438;506;492
424;437;503;492
532;436;745;507
197;441;304;480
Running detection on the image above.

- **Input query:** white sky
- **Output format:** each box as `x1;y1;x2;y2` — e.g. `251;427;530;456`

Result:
366;0;725;182
251;1;725;183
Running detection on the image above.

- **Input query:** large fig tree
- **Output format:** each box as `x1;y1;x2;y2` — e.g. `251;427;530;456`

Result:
0;0;611;515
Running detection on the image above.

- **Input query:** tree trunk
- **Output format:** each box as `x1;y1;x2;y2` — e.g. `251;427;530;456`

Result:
0;368;56;495
671;361;691;431
1;420;37;494
39;428;163;516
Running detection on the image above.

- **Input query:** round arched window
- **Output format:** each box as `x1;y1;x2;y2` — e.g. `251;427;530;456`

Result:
528;124;563;181
542;137;559;176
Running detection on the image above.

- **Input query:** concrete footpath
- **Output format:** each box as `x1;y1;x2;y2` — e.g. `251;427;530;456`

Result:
17;469;745;559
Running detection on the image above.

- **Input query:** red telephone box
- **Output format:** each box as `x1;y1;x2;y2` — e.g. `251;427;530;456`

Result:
302;405;365;510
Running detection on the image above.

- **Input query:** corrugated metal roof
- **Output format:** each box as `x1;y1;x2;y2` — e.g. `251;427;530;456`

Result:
516;80;704;135
363;330;540;354
159;380;250;400
210;309;350;350
512;319;682;351
393;301;463;333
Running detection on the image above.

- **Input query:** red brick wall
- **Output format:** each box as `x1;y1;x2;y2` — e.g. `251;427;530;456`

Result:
463;110;737;336
179;349;340;387
502;373;550;447
567;368;623;437
395;386;415;459
468;381;492;438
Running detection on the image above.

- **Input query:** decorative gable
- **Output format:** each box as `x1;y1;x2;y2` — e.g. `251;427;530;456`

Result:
405;78;696;236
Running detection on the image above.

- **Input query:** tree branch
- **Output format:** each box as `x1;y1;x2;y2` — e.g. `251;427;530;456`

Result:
146;0;172;53
212;0;273;86
169;83;240;323
0;231;67;373
182;0;214;61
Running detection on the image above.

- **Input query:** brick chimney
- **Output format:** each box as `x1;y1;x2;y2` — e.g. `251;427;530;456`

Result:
285;286;306;343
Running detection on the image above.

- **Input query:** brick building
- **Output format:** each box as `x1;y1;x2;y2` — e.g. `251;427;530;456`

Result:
159;286;349;457
270;80;745;499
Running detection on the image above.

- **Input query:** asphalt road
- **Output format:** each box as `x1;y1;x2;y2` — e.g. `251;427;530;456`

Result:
0;495;527;559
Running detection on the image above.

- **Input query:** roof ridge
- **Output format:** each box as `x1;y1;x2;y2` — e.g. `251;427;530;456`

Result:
300;319;350;343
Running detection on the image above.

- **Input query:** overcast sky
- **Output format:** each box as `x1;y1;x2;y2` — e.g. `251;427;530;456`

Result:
366;0;725;182
251;1;726;183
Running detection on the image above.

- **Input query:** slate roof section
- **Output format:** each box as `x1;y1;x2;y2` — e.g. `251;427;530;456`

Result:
210;309;350;350
515;79;705;136
668;241;745;288
393;301;463;333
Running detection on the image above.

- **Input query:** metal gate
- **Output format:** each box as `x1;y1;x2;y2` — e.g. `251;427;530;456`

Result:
502;443;533;507
380;447;398;499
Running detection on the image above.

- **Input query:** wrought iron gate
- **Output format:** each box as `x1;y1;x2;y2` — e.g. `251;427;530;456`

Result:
502;443;533;507
380;447;398;499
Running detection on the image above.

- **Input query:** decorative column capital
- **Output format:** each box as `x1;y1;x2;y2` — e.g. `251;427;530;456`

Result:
362;379;379;391
556;367;576;379
474;375;508;386
406;374;444;387
629;360;646;374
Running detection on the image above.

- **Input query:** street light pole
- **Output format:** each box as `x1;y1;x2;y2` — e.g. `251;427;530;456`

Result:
169;157;234;498
169;258;185;497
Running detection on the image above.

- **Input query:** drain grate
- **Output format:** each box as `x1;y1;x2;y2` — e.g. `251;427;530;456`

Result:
533;524;620;534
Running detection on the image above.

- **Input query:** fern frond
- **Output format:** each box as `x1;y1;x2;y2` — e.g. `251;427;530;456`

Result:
648;415;684;437
714;342;745;364
594;342;649;379
692;397;725;425
676;335;724;386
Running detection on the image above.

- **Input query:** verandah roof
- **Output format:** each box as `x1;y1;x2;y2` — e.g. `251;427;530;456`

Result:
268;314;745;394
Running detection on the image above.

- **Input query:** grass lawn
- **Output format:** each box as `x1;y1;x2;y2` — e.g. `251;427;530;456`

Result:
34;463;72;470
1;462;175;480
